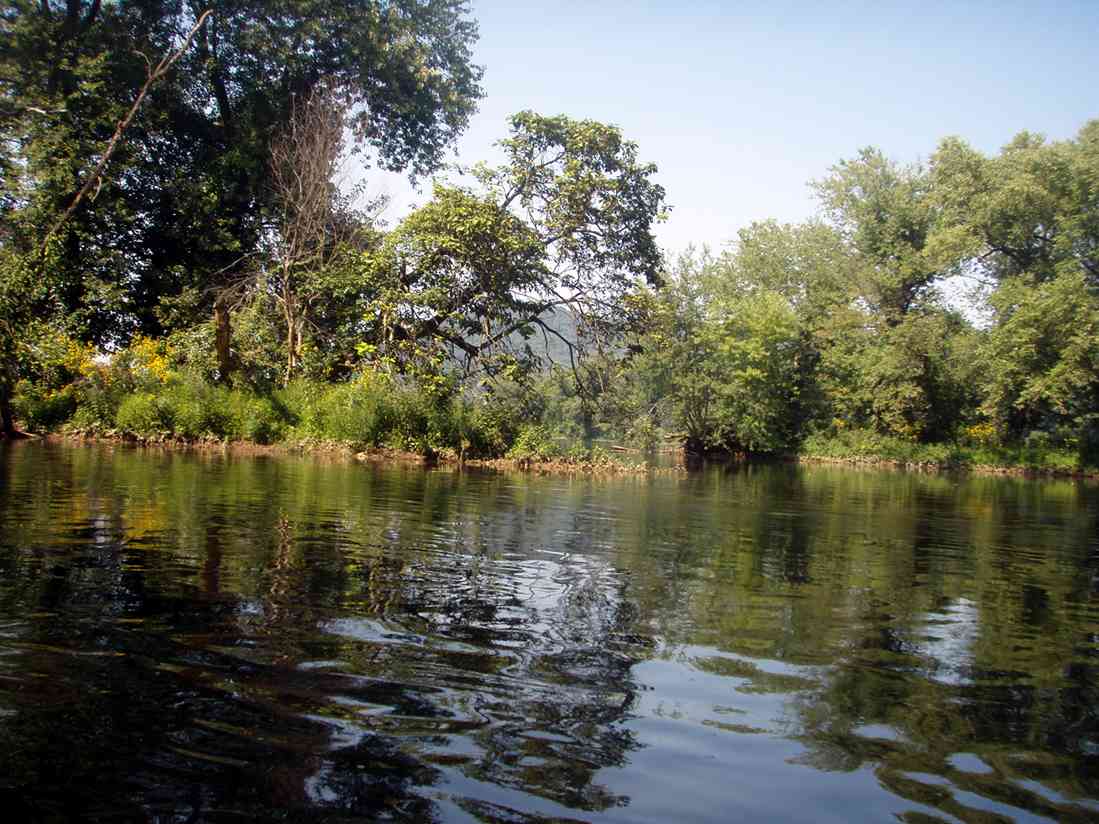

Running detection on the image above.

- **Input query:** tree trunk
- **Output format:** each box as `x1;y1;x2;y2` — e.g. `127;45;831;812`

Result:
0;376;15;439
214;296;233;382
284;295;301;384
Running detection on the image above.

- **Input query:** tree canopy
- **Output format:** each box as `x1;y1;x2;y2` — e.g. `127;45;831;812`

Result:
360;111;667;383
0;0;483;339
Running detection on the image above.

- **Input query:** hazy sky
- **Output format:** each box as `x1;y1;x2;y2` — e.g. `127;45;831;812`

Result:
365;0;1099;255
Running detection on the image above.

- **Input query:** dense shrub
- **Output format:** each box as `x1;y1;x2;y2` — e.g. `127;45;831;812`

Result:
506;424;563;462
280;376;391;445
224;391;286;444
13;382;76;431
161;378;228;438
115;393;173;435
802;427;1085;472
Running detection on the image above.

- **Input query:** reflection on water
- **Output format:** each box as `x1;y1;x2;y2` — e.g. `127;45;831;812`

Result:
1;441;1098;822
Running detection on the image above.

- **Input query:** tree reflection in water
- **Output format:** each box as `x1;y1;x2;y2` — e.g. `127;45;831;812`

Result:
0;442;1097;822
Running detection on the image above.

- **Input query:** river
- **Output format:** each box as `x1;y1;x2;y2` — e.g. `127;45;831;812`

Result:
1;441;1097;822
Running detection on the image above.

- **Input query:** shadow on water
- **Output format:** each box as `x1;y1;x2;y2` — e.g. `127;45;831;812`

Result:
1;440;1098;822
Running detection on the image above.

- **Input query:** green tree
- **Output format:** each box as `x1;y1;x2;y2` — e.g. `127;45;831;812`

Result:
624;251;718;451
0;0;483;337
619;249;811;454
931;121;1099;448
810;149;974;440
707;289;807;452
0;0;483;427
359;112;667;392
814;148;940;321
707;219;852;325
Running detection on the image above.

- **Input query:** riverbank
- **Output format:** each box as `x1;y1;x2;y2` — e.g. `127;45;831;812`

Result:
18;429;1095;481
799;430;1099;479
43;431;680;476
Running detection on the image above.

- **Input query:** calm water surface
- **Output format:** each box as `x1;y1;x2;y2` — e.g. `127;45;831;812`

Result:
1;441;1098;823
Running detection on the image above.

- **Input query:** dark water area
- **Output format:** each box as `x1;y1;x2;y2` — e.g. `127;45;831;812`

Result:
1;442;1098;823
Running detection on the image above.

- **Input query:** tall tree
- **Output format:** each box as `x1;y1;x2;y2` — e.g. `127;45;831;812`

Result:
0;0;482;429
931;122;1099;445
814;148;939;321
810;150;973;440
360;111;667;389
0;0;483;339
230;83;383;384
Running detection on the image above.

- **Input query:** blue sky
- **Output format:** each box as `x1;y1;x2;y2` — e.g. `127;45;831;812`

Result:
366;0;1099;255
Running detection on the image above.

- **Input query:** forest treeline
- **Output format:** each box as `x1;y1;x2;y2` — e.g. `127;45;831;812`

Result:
2;3;1097;470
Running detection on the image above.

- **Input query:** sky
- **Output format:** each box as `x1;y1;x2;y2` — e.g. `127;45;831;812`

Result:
364;0;1099;256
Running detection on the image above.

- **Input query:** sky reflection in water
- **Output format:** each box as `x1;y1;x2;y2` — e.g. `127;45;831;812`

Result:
0;441;1097;822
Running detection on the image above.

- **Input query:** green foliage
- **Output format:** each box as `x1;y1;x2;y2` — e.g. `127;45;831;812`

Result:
285;376;392;446
979;269;1099;439
803;428;1090;473
68;371;126;433
115;393;174;436
620;250;815;454
931;121;1099;447
506;424;563;462
707;290;807;452
359;112;667;387
814;147;940;319
856;312;973;442
222;392;285;444
101;363;283;443
2;0;483;352
361;185;546;377
12;382;77;431
275;374;489;456
803;428;961;465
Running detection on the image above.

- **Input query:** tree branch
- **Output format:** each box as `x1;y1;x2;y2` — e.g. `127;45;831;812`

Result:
40;9;213;257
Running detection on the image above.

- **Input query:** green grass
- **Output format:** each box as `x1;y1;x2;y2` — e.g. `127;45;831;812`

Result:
801;429;1092;474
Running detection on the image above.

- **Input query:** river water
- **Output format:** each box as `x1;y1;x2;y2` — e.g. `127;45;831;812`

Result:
1;441;1097;823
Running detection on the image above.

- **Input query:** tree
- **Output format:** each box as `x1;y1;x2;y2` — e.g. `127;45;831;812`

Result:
0;250;40;437
0;1;483;340
929;130;1085;285
0;0;482;427
931;121;1099;445
807;149;978;441
706;290;807;453
707;219;853;325
223;84;383;384
623;251;718;452
814;148;940;321
1;3;210;435
360;111;667;389
620;249;813;454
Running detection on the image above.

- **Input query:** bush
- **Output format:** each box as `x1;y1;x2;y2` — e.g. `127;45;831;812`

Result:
113;376;224;440
13;381;76;432
385;383;443;453
224;391;286;444
283;375;392;446
802;428;958;465
160;378;227;438
451;397;511;458
69;381;122;433
506;424;563;462
802;427;1088;473
116;393;173;436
